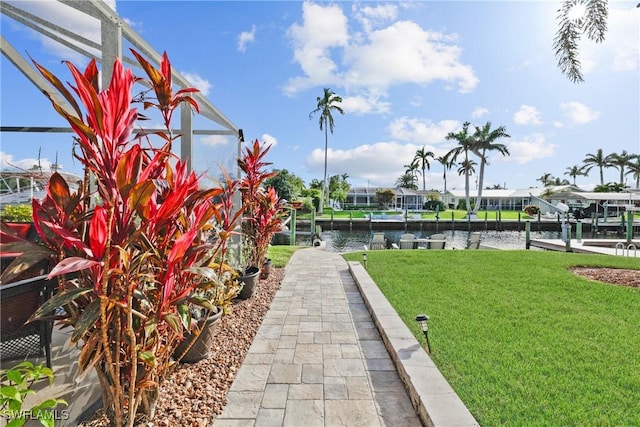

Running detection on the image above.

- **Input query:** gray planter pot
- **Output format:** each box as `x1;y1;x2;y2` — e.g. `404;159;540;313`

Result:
174;308;223;363
237;266;260;299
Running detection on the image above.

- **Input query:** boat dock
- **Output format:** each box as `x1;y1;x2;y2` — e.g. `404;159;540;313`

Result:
528;239;640;257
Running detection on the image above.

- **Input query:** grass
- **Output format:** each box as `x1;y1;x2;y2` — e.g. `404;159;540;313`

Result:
267;245;301;268
302;208;640;221
301;209;548;221
342;250;640;426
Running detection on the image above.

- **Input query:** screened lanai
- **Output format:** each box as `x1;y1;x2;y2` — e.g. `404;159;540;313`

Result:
1;0;241;175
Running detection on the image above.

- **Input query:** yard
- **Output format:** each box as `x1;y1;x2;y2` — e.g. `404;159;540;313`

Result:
342;250;640;426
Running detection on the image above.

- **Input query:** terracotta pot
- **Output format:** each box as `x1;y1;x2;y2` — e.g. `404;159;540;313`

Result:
237;266;260;299
174;308;223;363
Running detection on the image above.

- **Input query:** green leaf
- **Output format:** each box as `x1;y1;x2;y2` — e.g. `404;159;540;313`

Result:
31;398;67;410
177;304;190;329
30;287;93;322
138;351;156;367
162;313;183;335
6;418;27;427
188;294;215;312
143;319;157;339
71;298;101;343
0;386;20;401
6;370;23;385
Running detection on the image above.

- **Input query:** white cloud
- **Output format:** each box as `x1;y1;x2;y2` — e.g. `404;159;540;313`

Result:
342;20;478;93
305;141;446;187
606;8;639;72
284;2;349;94
353;3;398;33
341;94;391;115
472;107;489;119
284;3;478;96
506;134;556;164
560;101;600;124
4;0;116;64
388;118;461;144
577;6;639;76
238;25;256;52
0;151;53;171
261;134;278;147
181;72;212;96
513;105;543;126
200;135;231;147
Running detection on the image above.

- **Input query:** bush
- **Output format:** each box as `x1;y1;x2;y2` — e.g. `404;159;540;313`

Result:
0;205;33;222
423;200;446;211
523;205;540;216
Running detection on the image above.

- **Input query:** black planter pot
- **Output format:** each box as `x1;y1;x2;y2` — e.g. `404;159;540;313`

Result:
260;259;272;280
237;266;260;299
174;308;223;363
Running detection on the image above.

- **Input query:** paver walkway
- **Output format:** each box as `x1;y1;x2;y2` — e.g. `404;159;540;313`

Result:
216;248;422;426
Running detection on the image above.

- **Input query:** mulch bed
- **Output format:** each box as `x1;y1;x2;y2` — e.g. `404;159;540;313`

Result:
570;267;640;288
79;268;284;426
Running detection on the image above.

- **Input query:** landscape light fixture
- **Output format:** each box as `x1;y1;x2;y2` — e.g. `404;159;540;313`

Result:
362;253;367;269
415;314;431;353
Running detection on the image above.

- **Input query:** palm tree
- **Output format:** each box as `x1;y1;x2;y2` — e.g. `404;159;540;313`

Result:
435;153;453;193
537;173;553;186
582;148;613;185
413;147;434;191
396;171;418;190
608;150;633;185
309;88;344;215
564;165;586;185
554;0;607;83
625;156;640;189
457;159;476;210
445;122;476;216
549;177;570;186
470;122;510;214
403;159;420;185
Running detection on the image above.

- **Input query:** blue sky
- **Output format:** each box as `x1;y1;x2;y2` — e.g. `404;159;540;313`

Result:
1;0;639;192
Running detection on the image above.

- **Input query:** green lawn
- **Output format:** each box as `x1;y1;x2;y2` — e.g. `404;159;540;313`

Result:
267;245;301;267
343;250;640;426
301;209;548;221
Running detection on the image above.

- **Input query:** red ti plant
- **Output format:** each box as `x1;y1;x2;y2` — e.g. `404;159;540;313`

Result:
237;140;288;270
0;50;240;426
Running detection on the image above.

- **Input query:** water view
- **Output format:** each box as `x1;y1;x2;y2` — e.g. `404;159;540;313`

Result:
296;229;564;253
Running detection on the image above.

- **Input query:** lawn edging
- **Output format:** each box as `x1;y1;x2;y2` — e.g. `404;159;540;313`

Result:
347;261;479;427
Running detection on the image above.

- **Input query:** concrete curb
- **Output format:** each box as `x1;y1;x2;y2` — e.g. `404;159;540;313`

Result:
347;261;479;427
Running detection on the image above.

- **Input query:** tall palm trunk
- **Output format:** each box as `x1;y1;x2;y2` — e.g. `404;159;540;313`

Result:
443;168;447;192
472;150;487;215
464;151;471;215
321;119;328;215
599;166;604;185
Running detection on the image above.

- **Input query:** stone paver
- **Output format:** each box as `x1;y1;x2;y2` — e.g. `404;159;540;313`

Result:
216;248;422;426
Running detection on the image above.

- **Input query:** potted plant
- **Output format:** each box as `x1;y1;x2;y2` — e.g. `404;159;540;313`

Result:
0;50;241;427
237;140;288;286
173;262;241;363
175;174;244;362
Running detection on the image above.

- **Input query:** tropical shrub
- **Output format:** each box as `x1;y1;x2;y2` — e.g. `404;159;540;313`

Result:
0;51;242;426
0;204;33;222
238;140;288;270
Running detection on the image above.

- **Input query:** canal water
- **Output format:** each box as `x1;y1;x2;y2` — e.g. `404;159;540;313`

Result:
295;229;564;253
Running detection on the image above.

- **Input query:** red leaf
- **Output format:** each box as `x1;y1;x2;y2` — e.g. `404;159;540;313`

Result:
89;206;108;259
48;257;100;279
